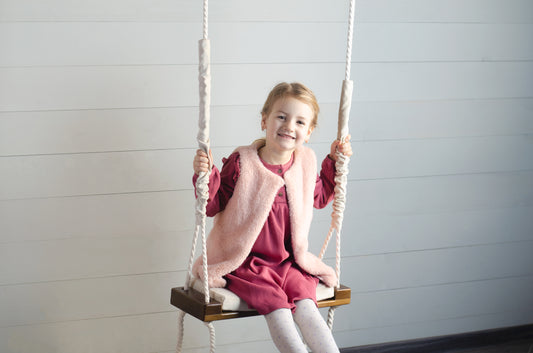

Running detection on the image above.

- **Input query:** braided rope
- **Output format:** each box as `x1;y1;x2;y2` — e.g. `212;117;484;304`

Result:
320;0;356;331
319;153;349;266
196;184;210;303
345;0;356;81
319;79;352;278
176;310;186;353
202;0;208;39
196;0;212;303
184;225;199;291
206;322;216;353
176;1;216;352
196;36;211;303
327;306;337;330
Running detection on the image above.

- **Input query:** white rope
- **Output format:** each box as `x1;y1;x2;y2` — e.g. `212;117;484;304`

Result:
196;0;212;303
206;322;216;353
184;225;199;291
345;0;356;81
202;0;208;40
176;310;186;353
177;0;216;351
320;151;350;289
327;306;337;330
196;36;212;303
320;0;356;332
319;80;352;279
319;152;349;265
196;186;210;303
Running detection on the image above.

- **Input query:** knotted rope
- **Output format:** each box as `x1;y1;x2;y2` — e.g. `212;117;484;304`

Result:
177;1;216;352
319;0;356;330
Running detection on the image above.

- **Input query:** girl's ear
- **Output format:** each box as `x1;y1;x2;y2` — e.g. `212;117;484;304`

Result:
305;126;314;143
261;114;267;131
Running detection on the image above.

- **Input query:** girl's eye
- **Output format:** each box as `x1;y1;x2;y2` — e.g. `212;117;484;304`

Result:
297;120;305;126
277;115;286;120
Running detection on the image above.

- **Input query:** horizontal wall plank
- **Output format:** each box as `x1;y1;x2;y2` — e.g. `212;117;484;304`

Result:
179;339;278;353
1;223;531;285
3;188;532;253
2;309;532;353
0;105;286;156
1;172;532;241
2;135;532;199
334;309;533;348
2;270;531;335
352;23;533;62
2;98;532;156
346;242;533;292
0;311;277;353
335;276;533;331
1;0;531;23
348;170;533;216
0;232;190;285
0;191;195;242
0;149;195;200
2;307;531;353
335;206;533;257
358;0;533;23
0;312;180;353
1;62;532;112
353;98;533;142
351;135;533;180
2;23;531;67
0;272;182;327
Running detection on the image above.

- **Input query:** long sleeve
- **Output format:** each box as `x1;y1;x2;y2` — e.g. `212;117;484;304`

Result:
192;152;240;217
313;155;337;209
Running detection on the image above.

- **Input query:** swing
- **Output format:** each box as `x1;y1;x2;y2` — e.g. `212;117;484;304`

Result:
171;282;352;322
171;0;356;350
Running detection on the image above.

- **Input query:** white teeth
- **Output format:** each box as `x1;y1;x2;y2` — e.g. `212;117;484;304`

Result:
278;132;295;139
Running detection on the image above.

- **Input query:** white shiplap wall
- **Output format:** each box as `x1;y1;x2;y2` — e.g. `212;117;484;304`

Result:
1;0;533;352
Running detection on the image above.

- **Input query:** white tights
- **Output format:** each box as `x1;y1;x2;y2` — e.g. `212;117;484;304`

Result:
264;299;340;353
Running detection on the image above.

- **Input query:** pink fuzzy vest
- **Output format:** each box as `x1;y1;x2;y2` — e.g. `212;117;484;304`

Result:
193;141;337;288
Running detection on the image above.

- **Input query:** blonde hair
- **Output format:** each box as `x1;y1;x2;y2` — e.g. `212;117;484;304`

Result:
261;82;320;129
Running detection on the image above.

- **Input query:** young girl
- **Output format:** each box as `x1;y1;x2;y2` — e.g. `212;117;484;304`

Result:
193;82;352;353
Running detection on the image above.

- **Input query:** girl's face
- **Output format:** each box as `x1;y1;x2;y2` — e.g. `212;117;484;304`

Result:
261;97;314;155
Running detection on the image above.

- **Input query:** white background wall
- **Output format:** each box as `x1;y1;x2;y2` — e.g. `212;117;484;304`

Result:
1;0;533;352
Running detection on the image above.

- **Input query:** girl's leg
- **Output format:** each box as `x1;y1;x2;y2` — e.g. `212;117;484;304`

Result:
293;299;340;353
264;308;308;353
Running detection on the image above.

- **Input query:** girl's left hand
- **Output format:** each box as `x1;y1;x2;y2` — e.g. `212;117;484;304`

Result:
329;134;353;161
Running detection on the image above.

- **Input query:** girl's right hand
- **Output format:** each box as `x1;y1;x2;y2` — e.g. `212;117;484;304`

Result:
193;149;213;175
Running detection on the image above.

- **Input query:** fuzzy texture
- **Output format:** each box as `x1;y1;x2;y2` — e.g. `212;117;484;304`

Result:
193;141;337;288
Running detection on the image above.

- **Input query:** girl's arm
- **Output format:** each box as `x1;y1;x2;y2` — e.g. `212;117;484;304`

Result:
314;157;336;208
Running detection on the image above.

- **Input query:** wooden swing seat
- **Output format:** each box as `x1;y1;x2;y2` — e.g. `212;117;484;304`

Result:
170;283;351;322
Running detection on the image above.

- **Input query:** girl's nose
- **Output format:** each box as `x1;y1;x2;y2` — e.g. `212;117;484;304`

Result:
285;119;295;131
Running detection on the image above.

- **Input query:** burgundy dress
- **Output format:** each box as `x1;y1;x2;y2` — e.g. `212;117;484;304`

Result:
195;151;336;315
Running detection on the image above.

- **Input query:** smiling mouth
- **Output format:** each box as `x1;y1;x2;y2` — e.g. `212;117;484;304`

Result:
278;132;295;139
